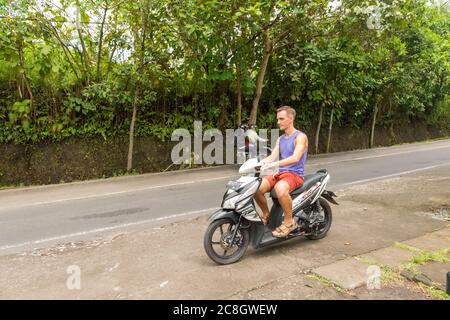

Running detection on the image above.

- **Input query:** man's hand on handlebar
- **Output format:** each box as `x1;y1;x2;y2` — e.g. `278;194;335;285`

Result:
261;160;278;171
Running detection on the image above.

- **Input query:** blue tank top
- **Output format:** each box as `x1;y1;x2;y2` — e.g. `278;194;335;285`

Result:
278;130;307;177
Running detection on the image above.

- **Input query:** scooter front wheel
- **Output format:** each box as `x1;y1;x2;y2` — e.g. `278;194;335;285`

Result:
204;218;250;265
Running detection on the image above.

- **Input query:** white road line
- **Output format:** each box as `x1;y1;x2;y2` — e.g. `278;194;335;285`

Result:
0;207;219;252
2;161;450;253
334;162;450;188
2;143;450;209
1;176;234;209
310;144;450;167
424;177;450;181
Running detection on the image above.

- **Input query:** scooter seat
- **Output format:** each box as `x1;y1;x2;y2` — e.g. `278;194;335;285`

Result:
270;170;327;199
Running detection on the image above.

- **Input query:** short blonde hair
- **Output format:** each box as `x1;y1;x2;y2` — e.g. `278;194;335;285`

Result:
276;106;296;119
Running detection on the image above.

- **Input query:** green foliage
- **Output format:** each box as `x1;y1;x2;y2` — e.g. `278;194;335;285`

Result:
0;0;448;145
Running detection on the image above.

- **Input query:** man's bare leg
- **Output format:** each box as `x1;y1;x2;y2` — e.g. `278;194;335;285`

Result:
254;178;271;222
274;181;294;226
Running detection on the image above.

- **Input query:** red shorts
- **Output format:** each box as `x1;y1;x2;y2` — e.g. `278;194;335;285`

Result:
264;171;304;192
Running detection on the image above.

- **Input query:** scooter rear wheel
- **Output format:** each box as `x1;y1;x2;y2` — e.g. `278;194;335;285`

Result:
306;198;333;240
204;218;250;265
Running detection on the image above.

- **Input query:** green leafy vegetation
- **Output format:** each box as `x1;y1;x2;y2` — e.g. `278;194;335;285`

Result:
0;0;448;155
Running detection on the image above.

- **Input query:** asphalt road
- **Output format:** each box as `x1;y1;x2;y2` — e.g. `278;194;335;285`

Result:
1;138;450;255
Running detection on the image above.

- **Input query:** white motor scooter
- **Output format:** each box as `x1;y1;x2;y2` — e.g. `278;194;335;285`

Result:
203;157;338;265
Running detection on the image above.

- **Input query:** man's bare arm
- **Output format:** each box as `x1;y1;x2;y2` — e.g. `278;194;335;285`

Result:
261;138;279;163
265;134;307;168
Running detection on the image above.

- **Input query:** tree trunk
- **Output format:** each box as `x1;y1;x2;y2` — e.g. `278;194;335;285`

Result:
76;4;91;85
231;1;242;127
236;65;242;126
105;43;116;81
388;97;395;142
217;78;229;130
268;54;274;109
249;29;272;125
96;2;109;82
17;39;34;120
326;108;334;154
369;96;380;149
127;87;139;171
127;0;148;171
218;95;227;130
389;121;395;141
43;21;81;81
315;103;324;154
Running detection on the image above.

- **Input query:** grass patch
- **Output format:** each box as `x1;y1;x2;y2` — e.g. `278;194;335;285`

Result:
393;242;423;254
398;247;450;297
354;256;377;265
417;283;450;300
355;255;405;286
401;248;450;274
380;266;404;286
309;274;348;294
358;246;450;293
411;248;450;264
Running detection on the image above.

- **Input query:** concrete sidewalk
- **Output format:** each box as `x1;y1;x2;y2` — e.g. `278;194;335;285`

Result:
0;165;449;299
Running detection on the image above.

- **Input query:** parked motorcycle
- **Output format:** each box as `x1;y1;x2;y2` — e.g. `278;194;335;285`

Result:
203;157;338;265
236;124;272;159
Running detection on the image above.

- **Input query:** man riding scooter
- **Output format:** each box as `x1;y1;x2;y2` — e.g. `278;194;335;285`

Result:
255;105;308;238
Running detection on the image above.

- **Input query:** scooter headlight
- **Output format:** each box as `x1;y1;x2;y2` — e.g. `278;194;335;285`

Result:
222;181;259;210
226;180;243;191
222;195;240;209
